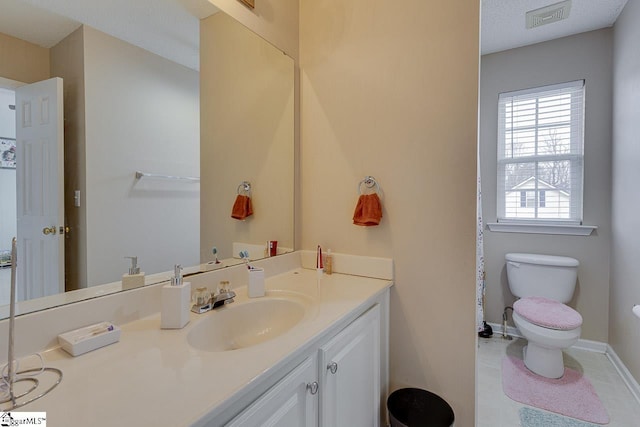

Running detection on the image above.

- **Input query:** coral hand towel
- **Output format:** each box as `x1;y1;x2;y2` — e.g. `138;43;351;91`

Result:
353;193;382;226
231;195;253;220
246;196;253;217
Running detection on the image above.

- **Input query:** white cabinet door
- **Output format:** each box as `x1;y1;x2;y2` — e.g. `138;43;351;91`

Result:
319;305;381;427
226;356;318;427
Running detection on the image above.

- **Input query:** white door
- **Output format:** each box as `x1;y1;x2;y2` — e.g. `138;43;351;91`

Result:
15;77;64;301
226;356;319;427
319;305;381;427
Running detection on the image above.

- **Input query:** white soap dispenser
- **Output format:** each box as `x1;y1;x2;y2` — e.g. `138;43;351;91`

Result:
122;256;145;290
161;264;191;329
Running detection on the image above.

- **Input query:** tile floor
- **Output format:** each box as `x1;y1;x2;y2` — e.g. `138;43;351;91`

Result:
477;336;640;426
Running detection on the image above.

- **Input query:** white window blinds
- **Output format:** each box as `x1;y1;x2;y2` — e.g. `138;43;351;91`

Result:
497;80;585;224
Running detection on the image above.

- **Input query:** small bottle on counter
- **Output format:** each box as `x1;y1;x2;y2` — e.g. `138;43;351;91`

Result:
324;249;333;275
248;267;265;298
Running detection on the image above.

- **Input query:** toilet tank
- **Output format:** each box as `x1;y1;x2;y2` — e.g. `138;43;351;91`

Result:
505;253;579;303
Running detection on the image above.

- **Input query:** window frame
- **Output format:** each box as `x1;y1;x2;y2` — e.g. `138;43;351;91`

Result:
496;80;585;225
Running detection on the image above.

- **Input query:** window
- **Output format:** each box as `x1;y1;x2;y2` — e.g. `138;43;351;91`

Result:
497;80;585;224
519;190;546;208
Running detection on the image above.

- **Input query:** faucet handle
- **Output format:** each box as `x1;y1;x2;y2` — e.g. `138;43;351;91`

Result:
217;280;230;294
193;287;210;306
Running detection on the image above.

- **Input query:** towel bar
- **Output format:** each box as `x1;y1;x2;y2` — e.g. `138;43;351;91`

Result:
135;171;200;182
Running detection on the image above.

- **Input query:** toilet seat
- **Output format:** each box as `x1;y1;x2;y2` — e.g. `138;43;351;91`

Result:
514;296;582;330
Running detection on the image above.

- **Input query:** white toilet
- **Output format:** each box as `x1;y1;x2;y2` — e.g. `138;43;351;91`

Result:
505;253;582;379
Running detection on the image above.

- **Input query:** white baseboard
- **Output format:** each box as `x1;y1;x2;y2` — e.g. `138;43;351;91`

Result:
572;338;608;353
486;322;640;405
605;344;640;404
486;322;522;339
486;322;607;353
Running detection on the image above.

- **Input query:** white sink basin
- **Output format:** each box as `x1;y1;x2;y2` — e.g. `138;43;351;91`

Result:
187;293;310;352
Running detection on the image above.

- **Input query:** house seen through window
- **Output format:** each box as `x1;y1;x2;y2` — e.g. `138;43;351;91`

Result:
519;189;546;208
497;80;585;223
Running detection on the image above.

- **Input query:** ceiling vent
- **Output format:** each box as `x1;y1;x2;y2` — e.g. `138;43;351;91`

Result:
526;0;572;29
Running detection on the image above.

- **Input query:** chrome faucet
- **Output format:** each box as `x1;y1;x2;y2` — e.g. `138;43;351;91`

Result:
212;281;236;309
191;281;236;313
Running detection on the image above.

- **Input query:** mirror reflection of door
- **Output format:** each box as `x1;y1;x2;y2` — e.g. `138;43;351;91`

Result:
15;77;65;301
0;87;17;306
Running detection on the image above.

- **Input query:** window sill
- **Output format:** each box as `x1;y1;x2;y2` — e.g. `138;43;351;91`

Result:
486;222;597;236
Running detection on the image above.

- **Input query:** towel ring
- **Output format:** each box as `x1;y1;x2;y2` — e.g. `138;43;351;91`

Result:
358;176;380;195
237;181;251;196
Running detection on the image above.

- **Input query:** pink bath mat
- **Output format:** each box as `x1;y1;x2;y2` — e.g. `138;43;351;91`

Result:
502;356;609;424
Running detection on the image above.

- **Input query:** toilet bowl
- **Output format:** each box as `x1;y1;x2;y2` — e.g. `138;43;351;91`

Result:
505;253;581;379
512;297;582;378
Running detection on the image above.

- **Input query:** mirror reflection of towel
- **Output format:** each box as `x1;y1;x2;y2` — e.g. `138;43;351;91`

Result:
231;195;253;220
353;193;382;226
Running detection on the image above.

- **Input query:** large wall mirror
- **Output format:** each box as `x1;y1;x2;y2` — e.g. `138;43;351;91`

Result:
0;0;294;319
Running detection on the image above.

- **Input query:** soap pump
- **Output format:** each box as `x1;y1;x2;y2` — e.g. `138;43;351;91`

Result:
161;264;191;329
122;256;145;290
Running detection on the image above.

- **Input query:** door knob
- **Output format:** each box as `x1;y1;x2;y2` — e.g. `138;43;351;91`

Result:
42;226;57;235
327;362;338;374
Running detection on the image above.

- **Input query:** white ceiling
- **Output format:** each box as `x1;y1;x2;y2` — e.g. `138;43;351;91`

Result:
2;1;630;70
0;0;219;71
481;0;629;55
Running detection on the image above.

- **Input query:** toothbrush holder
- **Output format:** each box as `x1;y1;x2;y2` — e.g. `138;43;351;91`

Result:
248;267;265;298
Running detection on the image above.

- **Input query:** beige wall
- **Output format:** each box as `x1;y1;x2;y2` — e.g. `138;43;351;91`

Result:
200;12;294;261
480;29;613;342
82;26;200;285
208;0;299;60
0;31;49;84
299;1;479;425
611;0;640;381
50;27;87;292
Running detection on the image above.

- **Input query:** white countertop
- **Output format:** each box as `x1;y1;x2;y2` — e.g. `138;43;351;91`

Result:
24;268;391;426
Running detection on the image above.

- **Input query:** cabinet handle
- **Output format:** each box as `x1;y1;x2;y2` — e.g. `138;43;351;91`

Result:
327;362;338;374
306;381;319;395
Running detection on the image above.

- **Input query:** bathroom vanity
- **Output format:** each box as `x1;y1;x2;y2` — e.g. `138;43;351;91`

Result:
222;289;385;427
2;252;392;426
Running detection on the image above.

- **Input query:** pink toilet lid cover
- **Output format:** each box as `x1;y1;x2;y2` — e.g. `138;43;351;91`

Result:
514;296;583;330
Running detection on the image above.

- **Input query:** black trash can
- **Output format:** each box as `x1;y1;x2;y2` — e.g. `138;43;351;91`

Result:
387;388;455;427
